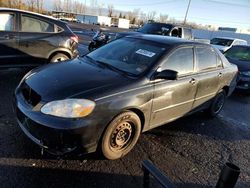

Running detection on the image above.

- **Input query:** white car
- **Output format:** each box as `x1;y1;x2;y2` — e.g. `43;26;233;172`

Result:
210;37;247;52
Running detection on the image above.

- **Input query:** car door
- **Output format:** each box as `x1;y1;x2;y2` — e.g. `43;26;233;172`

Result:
18;13;56;65
0;11;19;66
192;46;223;109
150;46;198;128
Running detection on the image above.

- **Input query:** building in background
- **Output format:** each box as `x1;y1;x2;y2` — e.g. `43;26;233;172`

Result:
111;18;130;29
76;15;111;26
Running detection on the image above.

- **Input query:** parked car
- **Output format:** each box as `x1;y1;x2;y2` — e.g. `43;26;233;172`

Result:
14;35;238;160
224;45;250;91
210;37;247;52
0;8;79;67
114;23;193;40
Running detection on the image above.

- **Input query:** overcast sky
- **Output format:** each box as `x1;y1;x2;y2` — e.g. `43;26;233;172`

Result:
46;0;250;29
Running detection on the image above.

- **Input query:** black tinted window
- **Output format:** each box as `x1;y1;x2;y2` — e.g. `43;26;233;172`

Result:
210;38;233;47
137;23;171;35
196;47;217;71
21;15;54;32
0;13;14;31
224;46;250;62
162;47;194;75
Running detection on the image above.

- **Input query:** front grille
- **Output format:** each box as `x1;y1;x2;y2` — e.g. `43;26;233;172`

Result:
21;82;41;106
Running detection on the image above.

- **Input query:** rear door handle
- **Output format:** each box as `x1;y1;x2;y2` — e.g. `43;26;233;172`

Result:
189;78;196;85
218;72;222;77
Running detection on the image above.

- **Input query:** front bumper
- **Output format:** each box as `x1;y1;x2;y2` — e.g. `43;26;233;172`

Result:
14;94;100;156
236;74;250;90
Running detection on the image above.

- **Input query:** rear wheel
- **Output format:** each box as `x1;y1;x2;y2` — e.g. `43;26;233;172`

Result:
50;53;69;63
207;90;226;117
101;111;141;160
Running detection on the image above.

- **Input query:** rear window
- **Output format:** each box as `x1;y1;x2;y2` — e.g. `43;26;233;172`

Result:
0;13;14;31
21;15;54;33
196;47;217;71
210;38;233;47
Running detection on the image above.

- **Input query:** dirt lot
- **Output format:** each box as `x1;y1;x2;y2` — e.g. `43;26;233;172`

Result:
0;24;249;187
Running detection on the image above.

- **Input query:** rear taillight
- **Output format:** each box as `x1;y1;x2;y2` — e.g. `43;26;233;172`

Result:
71;35;79;43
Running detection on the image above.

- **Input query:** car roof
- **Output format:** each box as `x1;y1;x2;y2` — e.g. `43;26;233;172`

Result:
0;8;60;22
211;37;247;41
126;34;207;47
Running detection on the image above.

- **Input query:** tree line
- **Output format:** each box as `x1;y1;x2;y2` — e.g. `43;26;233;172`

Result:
0;0;45;13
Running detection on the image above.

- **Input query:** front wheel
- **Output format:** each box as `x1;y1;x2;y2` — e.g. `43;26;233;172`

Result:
207;90;226;117
101;111;141;160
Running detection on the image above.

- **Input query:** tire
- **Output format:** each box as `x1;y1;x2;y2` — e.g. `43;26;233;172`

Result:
207;90;226;117
50;53;69;63
101;111;141;160
88;42;96;51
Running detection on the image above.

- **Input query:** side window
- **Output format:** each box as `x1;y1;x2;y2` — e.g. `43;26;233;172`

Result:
21;15;54;33
0;13;14;31
196;47;217;71
162;47;194;76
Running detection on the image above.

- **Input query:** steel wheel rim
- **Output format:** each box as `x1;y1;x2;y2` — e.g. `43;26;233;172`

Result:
110;121;134;151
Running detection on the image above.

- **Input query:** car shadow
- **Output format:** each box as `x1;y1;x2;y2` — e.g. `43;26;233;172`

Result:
0;163;248;188
146;111;250;142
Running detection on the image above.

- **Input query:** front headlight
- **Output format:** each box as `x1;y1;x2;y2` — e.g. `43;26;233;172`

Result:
240;71;250;76
41;99;95;118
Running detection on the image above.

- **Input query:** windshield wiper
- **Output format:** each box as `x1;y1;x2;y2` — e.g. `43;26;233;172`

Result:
95;60;136;77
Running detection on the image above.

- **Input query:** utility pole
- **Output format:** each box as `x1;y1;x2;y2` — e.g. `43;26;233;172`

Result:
183;0;191;25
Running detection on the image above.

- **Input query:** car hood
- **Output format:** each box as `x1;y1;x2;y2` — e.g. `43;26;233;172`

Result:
24;58;130;101
226;57;250;72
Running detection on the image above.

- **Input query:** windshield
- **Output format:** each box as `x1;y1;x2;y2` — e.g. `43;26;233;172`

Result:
86;38;167;76
224;46;250;62
137;23;171;35
210;38;233;47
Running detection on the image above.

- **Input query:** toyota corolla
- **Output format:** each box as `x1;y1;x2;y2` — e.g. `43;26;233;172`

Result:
14;35;238;160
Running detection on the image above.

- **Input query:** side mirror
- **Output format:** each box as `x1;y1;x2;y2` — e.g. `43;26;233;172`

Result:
154;69;178;80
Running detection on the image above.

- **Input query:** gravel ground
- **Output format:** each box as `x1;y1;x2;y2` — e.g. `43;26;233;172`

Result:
0;26;249;187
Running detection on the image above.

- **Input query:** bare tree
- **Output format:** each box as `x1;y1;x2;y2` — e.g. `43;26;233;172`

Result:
63;0;72;12
98;3;105;16
53;0;62;11
107;4;114;17
26;0;36;11
158;14;168;23
35;0;44;13
146;11;156;22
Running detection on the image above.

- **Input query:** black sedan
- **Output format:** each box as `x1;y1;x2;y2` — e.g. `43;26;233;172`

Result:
224;45;250;91
14;35;238;160
0;8;78;67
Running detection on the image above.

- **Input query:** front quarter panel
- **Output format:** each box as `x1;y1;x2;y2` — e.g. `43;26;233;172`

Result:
94;81;154;133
